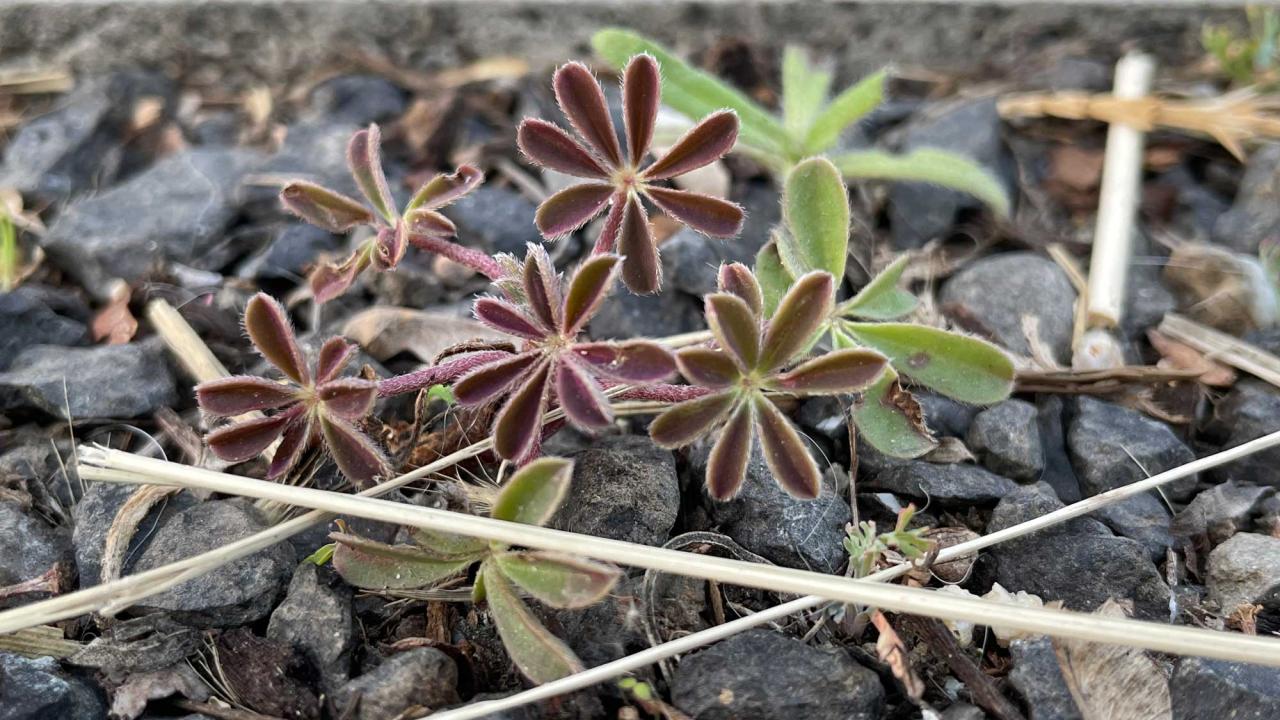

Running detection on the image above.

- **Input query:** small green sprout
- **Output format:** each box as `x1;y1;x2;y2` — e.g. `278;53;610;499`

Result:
592;28;1010;216
303;543;336;566
1203;7;1280;88
330;458;622;684
843;504;932;579
0;207;17;293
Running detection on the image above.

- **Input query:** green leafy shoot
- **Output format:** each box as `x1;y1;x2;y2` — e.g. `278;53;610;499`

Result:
849;367;938;459
840;254;916;320
843;503;932;578
0;207;16;293
426;383;456;405
329;458;622;684
780;157;851;281
1203;7;1280;88
592;28;1009;216
304;543;335;566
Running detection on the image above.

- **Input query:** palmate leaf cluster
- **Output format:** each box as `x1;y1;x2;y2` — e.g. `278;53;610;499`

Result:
192;34;1021;686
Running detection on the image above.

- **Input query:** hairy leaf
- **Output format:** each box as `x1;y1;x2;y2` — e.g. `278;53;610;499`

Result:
403;208;456;240
781;46;831;140
206;414;291;463
675;347;741;389
851;368;937;458
474;298;545;340
493;550;622;608
843;322;1015;404
347;125;396;222
563;254;620;335
831;148;1011;217
555;358;613;428
754;241;794;318
782;157;850;279
649;390;737;448
753;395;820;499
454;352;538;405
592;29;788;158
196;376;297;417
804;70;885;155
573;341;675;382
536;182;615;238
517;119;611;179
522;245;563;331
554;61;624;167
244;293;309;385
406;164;484;211
267;421;311;479
317;378;378;419
315;337;357;385
320;416;389;486
617;193;659;294
623;54;661;166
490;456;573;526
718;263;763;317
645;186;743;238
706;293;761;369
331;532;476;589
841;254;917;320
643;110;740;181
279;182;374;232
493;363;551;461
758;271;834;372
706;401;754;500
482;561;584;683
409;527;489;560
768;348;887;393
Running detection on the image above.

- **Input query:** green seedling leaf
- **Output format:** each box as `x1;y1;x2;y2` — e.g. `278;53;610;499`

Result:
0;208;15;293
592;28;788;159
843;322;1015;404
330;532;480;589
426;383;456;405
781;157;850;280
482;560;585;684
852;368;937;458
490;457;573;527
781;47;831;139
841;254;917;320
493;550;622;609
755;239;795;318
804;70;885;155
409;527;489;560
831;148;1011;218
304;543;335;566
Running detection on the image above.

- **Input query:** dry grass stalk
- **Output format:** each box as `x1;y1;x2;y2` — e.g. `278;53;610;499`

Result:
998;88;1280;161
1158;313;1280;389
0;625;81;659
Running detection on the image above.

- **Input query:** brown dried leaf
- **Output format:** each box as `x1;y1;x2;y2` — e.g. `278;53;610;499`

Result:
870;610;925;701
90;281;138;345
1055;599;1172;720
1147;329;1236;387
341;307;508;363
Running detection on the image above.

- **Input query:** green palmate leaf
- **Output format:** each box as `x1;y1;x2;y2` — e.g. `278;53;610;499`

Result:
409;527;489;560
781;47;831;139
493;550;622;609
490;457;573;527
591;28;788;159
851;368;937;458
831;148;1011;217
843;322;1015;404
841;254;918;320
482;560;584;684
754;241;794;318
782;157;850;280
331;532;479;589
804;70;886;155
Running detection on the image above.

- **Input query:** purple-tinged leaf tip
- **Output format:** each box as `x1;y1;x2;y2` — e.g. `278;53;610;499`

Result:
768;348;887;394
648;390;737;449
522;245;563;331
475;298;546;341
347;124;396;223
279;182;374;232
623;54;660;167
706;401;754;500
266;422;311;479
574;341;675;382
754;395;821;499
454;352;538;406
718;263;763;317
645;186;744;238
675;347;741;389
617;194;660;294
555;358;613;429
493;362;552;461
196;376;297;417
562;254;620;335
244;293;309;385
758;271;834;373
206;414;292;463
318;378;378;420
518;119;612;179
320;415;389;487
642;109;738;180
706;293;761;370
553;62;623;168
407;164;484;212
536;183;615;239
316;337;356;385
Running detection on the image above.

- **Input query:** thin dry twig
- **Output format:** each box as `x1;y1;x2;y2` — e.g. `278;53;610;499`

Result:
1158;313;1280;389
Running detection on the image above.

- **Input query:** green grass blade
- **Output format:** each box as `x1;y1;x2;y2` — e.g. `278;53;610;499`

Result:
781;46;831;141
592;28;789;159
831;148;1011;217
843;322;1015;404
804;69;885;155
0;209;16;293
781;157;850;280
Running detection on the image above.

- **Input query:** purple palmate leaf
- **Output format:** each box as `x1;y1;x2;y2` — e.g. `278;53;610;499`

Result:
519;55;744;293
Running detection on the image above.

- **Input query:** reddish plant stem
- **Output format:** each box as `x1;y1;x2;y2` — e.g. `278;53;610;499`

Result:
408;233;505;280
377;351;511;398
611;383;712;403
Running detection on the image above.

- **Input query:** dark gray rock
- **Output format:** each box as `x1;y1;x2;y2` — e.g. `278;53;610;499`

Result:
671;629;883;720
916;391;979;439
661;181;780;297
888;98;1014;249
41;147;261;296
1008;637;1083;720
941;703;989;720
551;436;679;547
0;72;172;203
588;285;705;340
541;576;645;668
0;652;106;720
967;399;1044;481
131;499;294;627
268;563;354;693
1212;143;1280;255
1212;380;1280;488
867;461;1018;506
705;447;851;572
331;648;459;720
1245;327;1280;356
940;252;1077;362
72;481;195;588
0;338;177;419
1067;397;1187;558
242;223;342;282
1172;482;1273;548
449;186;542;257
0;289;86;371
1206;532;1280;613
245;121;359;217
304;75;406;126
1028;56;1113;92
0;502;72;608
984;484;1170;618
1170;657;1280;720
1122;266;1177;340
1036;395;1082;503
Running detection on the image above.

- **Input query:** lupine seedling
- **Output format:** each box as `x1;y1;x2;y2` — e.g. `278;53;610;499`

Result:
756;156;1016;457
330;458;621;683
518;54;745;293
456;244;676;461
843;503;932;579
650;265;888;499
196;293;389;485
280;124;490;303
592;28;1010;216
